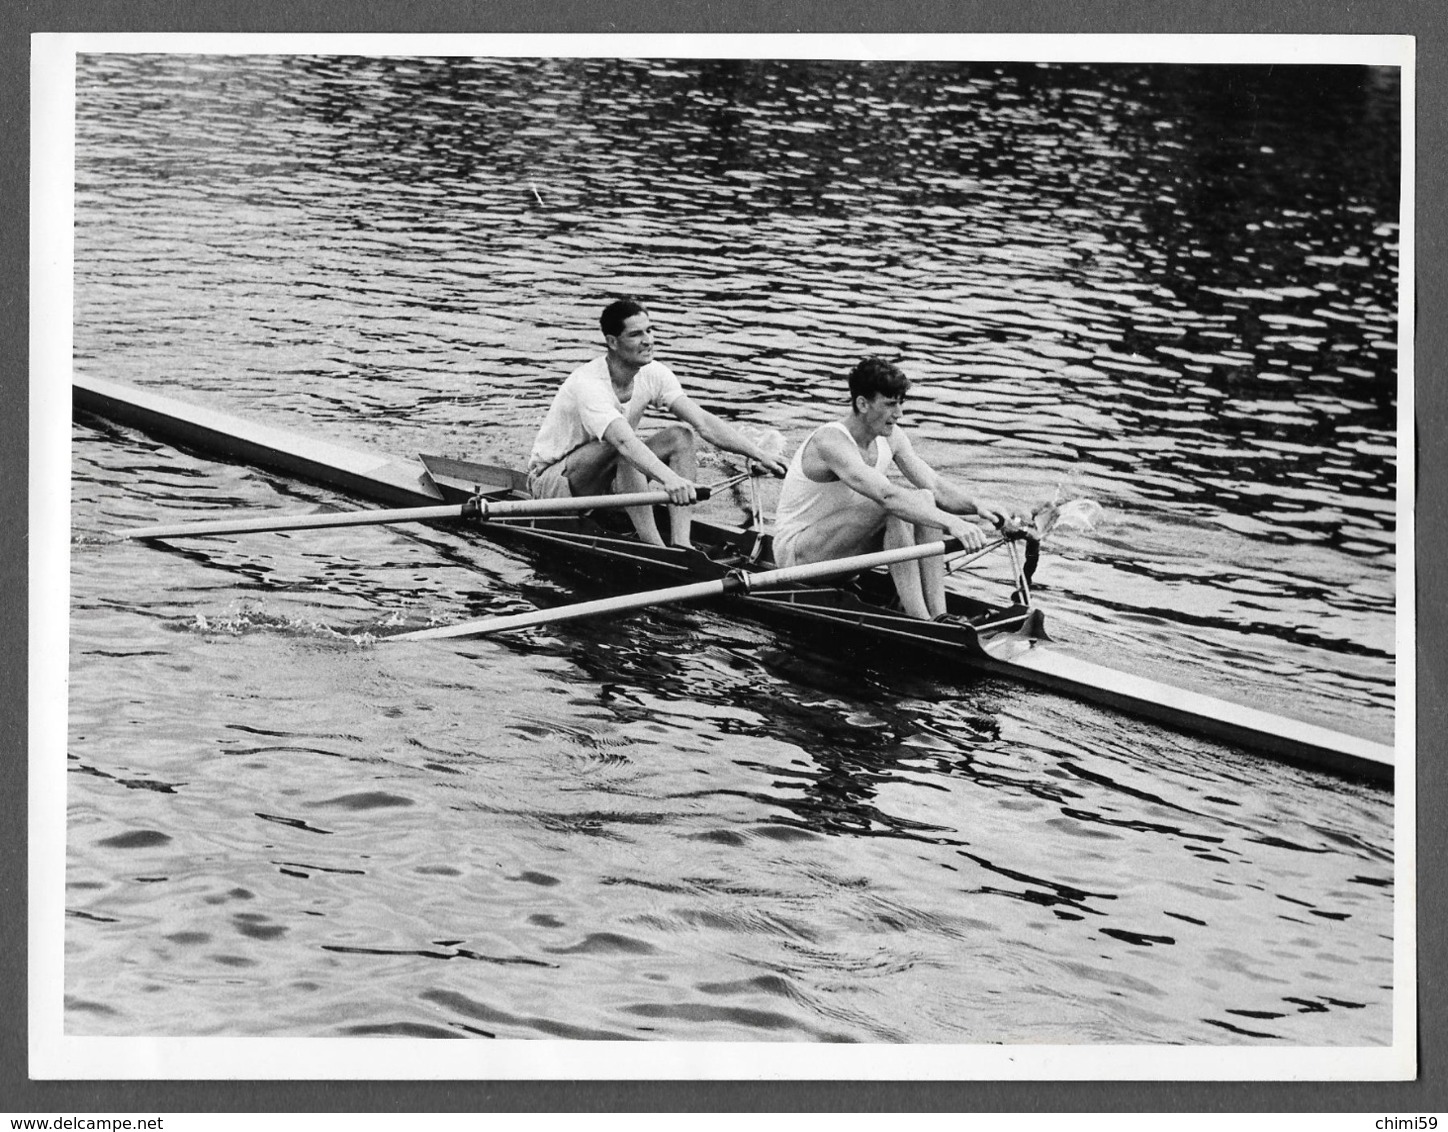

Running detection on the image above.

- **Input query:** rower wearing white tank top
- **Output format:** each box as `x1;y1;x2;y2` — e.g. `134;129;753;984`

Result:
772;357;1010;621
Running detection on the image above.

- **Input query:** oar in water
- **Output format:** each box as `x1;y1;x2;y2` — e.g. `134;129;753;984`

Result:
117;483;717;541
390;535;992;642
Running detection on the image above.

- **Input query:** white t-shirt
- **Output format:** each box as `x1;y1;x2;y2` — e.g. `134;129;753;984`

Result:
528;356;686;473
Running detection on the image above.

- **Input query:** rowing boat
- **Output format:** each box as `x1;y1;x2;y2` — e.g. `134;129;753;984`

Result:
72;372;1395;783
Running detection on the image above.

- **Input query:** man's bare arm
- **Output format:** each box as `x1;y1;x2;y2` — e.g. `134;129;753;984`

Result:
890;430;1006;526
670;395;789;476
601;418;696;503
812;428;988;549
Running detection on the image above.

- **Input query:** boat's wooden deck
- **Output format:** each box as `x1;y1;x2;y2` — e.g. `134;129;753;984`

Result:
74;372;444;507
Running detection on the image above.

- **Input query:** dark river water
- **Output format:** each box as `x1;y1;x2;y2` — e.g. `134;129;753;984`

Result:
61;54;1400;1050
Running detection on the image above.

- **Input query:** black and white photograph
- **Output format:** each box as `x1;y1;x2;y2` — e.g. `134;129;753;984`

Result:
30;32;1414;1080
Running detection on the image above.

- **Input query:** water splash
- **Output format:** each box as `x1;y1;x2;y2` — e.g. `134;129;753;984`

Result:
1033;498;1105;540
184;603;377;644
977;490;1104;591
73;531;127;547
698;425;786;527
697;425;786;470
1010;469;1106;543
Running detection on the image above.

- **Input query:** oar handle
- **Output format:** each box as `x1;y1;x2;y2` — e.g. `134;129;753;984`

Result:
982;511;1035;542
468;484;711;518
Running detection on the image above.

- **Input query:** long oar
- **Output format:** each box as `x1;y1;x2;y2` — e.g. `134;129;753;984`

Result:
118;484;716;541
390;536;990;642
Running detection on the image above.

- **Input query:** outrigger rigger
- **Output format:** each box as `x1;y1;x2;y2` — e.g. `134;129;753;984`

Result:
74;372;1395;783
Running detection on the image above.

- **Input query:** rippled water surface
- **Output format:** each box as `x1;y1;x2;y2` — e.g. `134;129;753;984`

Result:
64;54;1399;1045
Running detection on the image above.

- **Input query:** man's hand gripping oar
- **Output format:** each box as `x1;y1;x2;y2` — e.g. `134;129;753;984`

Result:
700;426;786;530
946;497;1103;608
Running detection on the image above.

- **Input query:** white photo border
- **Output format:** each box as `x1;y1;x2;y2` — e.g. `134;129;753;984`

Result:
30;30;1417;1082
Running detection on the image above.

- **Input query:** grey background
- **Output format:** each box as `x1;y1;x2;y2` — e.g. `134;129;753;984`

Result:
7;0;1441;1115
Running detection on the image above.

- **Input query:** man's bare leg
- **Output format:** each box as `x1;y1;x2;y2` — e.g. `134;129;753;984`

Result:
559;439;669;544
790;506;942;615
608;426;699;546
614;426;699;547
883;517;934;619
612;459;666;545
657;426;699;547
788;503;949;621
791;508;883;563
912;520;949;618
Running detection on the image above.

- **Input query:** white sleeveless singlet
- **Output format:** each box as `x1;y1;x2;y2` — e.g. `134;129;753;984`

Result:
772;421;895;567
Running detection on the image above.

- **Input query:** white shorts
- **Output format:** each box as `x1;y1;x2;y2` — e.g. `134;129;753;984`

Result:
526;458;573;500
771;525;804;567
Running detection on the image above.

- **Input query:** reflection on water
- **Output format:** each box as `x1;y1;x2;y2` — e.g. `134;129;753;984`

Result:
64;54;1398;1044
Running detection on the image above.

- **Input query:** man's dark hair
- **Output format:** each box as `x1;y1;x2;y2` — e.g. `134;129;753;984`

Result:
601;298;649;339
848;357;911;408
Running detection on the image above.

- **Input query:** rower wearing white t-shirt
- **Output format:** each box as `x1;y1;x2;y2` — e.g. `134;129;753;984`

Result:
528;299;788;548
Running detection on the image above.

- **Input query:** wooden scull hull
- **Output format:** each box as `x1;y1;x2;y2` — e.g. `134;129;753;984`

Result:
72;372;1395;783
